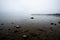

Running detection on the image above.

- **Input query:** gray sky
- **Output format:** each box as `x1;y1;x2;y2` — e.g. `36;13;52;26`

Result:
0;0;60;14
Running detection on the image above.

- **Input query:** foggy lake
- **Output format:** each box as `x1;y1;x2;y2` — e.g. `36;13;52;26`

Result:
0;0;60;40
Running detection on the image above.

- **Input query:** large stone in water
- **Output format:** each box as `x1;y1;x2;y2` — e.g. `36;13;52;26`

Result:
30;17;34;19
58;22;60;24
54;24;57;25
50;23;54;25
1;23;4;25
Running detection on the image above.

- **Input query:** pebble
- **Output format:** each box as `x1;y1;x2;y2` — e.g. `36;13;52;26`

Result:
23;35;27;37
23;35;28;40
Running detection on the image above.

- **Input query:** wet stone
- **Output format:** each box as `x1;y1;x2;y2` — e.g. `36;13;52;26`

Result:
58;22;60;24
23;35;28;40
15;25;21;28
30;17;34;19
54;24;57;25
50;23;54;25
23;35;27;38
1;23;4;25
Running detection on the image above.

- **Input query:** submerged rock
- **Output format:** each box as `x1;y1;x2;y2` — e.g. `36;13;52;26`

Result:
11;22;14;24
50;23;54;25
54;24;57;25
30;17;34;19
1;23;4;25
14;25;21;28
58;22;60;24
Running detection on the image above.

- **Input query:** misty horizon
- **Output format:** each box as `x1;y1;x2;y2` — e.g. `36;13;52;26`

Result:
0;0;60;14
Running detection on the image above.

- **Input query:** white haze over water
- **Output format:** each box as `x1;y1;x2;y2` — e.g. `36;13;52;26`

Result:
0;0;60;14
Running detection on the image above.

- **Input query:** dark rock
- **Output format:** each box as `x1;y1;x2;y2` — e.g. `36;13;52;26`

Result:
30;17;34;19
1;23;4;25
50;23;54;25
16;27;21;28
54;24;56;25
58;22;60;24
